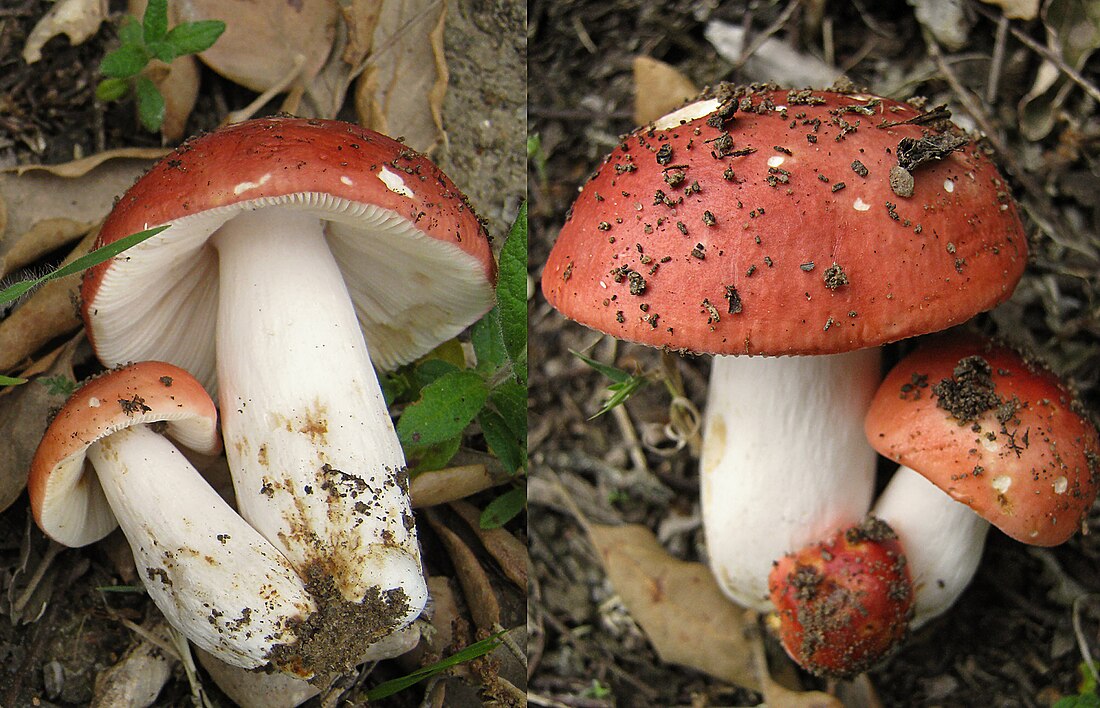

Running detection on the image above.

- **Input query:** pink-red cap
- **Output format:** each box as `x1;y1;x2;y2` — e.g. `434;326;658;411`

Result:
542;85;1027;355
865;337;1100;546
29;361;221;546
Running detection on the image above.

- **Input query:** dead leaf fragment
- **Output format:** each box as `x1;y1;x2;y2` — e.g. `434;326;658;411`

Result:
409;463;509;508
22;0;108;64
585;522;760;690
632;56;699;126
171;0;338;93
0;218;90;282
356;0;448;153
2;147;170;178
450;499;528;590
92;616;177;708
425;509;501;632
980;0;1040;20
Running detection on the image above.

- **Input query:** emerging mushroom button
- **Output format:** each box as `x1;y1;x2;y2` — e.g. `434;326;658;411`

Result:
81;118;497;650
28;363;316;673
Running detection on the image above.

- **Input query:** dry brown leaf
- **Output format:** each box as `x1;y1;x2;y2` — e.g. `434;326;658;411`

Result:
22;0;107;64
0;334;88;513
341;0;382;66
745;614;843;708
0;153;158;260
3;147;169;178
0;229;98;373
171;0;338;93
299;0;384;119
980;0;1040;20
632;56;700;126
586;522;760;690
409;463;509;508
449;499;527;590
0;218;90;282
355;0;448;153
425;509;501;632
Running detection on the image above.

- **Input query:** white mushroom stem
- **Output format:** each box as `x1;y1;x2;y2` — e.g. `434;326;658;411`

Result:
871;464;990;627
88;424;315;669
700;349;881;611
211;208;427;628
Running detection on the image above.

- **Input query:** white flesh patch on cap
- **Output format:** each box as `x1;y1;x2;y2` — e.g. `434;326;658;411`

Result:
212;209;428;630
89;425;315;670
652;98;722;130
700;349;880;611
767;155;785;168
340;176;354;186
86;194;493;395
943;178;955;193
853;197;871;211
873;464;989;627
377;167;413;197
233;173;273;196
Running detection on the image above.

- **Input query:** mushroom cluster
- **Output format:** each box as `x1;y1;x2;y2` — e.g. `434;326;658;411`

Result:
540;82;1064;678
770;336;1100;675
33;117;496;677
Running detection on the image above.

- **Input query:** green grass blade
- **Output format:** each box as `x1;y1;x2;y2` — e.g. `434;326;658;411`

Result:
363;632;505;700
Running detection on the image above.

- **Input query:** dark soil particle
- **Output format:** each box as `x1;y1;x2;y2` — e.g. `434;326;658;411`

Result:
266;564;411;682
932;356;1003;423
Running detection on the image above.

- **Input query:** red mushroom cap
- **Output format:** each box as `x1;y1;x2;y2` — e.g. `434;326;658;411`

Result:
542;85;1026;355
865;337;1100;545
29;361;221;547
81;117;496;384
768;516;913;678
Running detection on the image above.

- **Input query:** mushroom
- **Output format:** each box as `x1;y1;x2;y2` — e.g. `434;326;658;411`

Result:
28;362;316;673
767;517;913;678
866;337;1100;625
541;84;1027;611
80;118;496;647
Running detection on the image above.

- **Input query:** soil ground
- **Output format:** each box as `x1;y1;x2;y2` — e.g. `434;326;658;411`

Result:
529;1;1100;706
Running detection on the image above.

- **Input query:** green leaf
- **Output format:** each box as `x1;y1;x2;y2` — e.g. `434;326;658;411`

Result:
570;349;633;384
0;226;169;305
142;0;169;42
96;77;130;102
594;376;648;418
406;434;462;472
397;370;489;450
135;76;166;132
364;632;504;700
412;358;461;392
146;40;177;63
489;380;527;438
119;16;144;46
0;374;27;386
165;20;226;55
497;203;527;384
100;44;150;79
479;487;525;528
471;306;507;373
38;375;77;397
478;408;524;475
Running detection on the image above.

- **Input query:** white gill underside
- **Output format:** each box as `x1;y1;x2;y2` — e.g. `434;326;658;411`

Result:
212;208;427;625
88;425;315;670
87;194;492;393
872;464;990;627
700;349;881;611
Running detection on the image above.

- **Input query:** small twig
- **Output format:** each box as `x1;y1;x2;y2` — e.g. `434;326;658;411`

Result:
611;403;650;476
493;622;527;670
1072;594;1100;686
117;617;181;662
732;0;801;73
571;15;598;55
986;13;1009;105
223;53;306;126
11;540;63;617
970;0;1100;106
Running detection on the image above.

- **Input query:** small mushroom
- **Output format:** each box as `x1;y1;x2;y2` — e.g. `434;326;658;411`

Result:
29;362;316;673
768;516;913;678
867;337;1100;625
